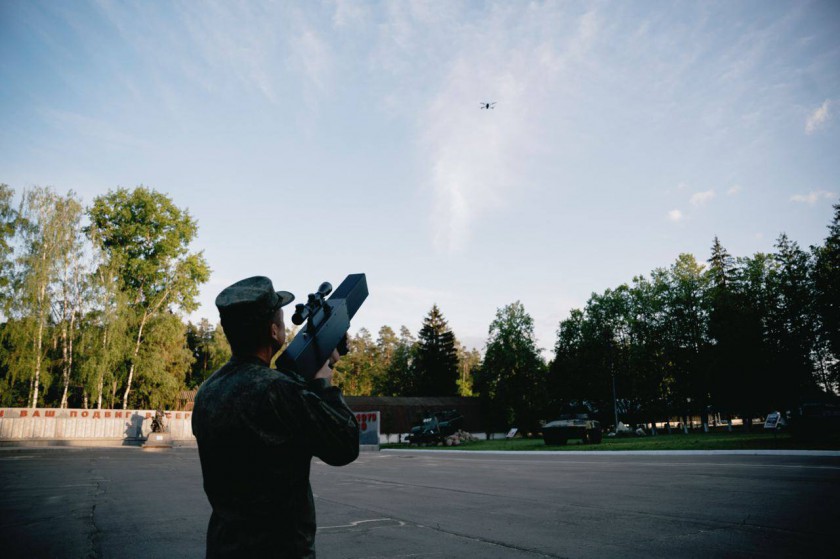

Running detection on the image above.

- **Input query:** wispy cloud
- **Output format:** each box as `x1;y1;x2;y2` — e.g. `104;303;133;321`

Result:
416;5;599;253
331;0;370;28
38;107;152;150
805;100;833;134
790;190;836;204
727;184;742;196
91;1;333;108
668;209;684;222
690;190;716;206
288;26;333;100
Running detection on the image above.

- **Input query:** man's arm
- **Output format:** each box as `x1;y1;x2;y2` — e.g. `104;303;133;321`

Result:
270;354;359;466
299;377;360;466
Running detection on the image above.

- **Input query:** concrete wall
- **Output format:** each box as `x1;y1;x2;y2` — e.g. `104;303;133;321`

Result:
0;408;194;445
0;407;498;447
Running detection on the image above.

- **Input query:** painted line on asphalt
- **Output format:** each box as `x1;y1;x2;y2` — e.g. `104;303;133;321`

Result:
318;518;406;531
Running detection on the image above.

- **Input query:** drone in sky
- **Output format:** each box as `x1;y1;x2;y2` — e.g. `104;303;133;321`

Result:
480;101;497;109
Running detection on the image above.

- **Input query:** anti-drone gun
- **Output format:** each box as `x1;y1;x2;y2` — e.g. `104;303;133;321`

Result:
275;273;368;380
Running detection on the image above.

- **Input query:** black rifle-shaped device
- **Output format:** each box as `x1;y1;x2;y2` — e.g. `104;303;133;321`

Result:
275;273;368;380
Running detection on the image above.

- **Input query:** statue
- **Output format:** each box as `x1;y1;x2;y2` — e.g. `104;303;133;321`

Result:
143;409;172;450
151;409;166;433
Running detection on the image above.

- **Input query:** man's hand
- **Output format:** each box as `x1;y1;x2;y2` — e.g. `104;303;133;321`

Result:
313;349;341;383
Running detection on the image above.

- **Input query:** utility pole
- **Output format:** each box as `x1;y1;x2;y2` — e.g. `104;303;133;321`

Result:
608;337;619;430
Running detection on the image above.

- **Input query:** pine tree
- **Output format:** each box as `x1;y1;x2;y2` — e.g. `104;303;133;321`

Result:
706;237;738;420
766;234;817;407
412;305;459;396
813;204;840;392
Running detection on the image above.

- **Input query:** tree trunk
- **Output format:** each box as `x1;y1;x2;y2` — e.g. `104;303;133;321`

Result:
59;319;70;408
97;325;108;410
96;376;104;410
65;299;78;407
122;312;149;409
59;267;79;408
27;374;35;408
31;240;52;409
32;304;46;409
110;379;117;409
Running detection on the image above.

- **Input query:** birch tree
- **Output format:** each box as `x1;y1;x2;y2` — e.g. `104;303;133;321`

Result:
49;193;86;408
6;187;71;407
86;187;209;408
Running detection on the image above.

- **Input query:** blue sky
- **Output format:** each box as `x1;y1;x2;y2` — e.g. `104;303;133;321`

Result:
1;0;838;353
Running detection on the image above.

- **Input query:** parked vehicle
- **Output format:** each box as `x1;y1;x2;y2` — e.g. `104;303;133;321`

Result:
408;410;464;445
791;400;840;440
543;414;602;445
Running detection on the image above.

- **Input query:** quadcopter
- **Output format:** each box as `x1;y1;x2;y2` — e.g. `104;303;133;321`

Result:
480;101;497;109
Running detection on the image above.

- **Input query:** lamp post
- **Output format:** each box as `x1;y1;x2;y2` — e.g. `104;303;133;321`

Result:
612;371;619;432
684;397;692;434
606;336;619;432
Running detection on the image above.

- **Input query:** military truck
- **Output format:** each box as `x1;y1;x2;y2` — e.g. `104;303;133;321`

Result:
408;410;464;445
543;414;602;445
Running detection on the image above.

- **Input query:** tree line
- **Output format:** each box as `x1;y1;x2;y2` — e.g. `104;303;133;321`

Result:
1;182;837;432
545;210;839;433
0;184;210;410
328;206;840;435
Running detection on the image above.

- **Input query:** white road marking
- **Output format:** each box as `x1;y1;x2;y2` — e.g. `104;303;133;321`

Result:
318;518;406;531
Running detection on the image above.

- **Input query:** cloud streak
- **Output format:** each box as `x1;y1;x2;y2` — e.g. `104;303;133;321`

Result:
805;100;832;134
790;190;836;204
416;5;599;253
690;190;716;206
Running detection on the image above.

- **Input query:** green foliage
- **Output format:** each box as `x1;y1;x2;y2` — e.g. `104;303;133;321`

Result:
74;307;130;409
812;204;840;393
385;431;840;452
0;185;212;409
376;326;418;396
186;319;230;388
130;313;194;409
332;328;378;395
477;301;546;432
549;212;840;429
765;234;818;407
0;182;835;420
2;187;81;407
87;186;209;313
0;184;18;302
456;343;481;397
412;305;460;396
87;186;210;408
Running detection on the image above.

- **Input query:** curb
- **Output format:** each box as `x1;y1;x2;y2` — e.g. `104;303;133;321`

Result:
381;449;840;457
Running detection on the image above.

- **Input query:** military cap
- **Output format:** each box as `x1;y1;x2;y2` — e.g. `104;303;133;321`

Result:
215;276;294;320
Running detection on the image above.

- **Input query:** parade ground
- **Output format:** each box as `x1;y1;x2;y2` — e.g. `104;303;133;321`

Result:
1;447;838;558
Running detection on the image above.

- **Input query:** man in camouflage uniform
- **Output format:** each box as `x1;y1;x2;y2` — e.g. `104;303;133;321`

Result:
192;276;359;558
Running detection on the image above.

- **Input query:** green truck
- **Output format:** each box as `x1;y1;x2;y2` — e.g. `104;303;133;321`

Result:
543;414;603;445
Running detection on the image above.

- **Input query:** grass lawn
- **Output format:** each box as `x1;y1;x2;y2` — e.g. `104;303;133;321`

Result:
382;431;840;452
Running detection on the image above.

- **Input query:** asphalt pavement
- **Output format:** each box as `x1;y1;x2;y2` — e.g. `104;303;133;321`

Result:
1;447;838;558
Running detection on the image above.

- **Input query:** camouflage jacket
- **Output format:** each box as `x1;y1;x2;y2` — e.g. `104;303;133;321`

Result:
192;355;359;558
